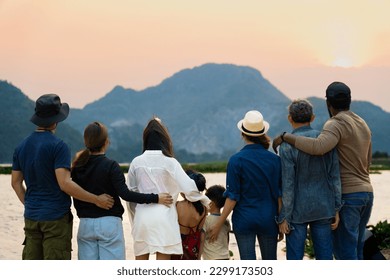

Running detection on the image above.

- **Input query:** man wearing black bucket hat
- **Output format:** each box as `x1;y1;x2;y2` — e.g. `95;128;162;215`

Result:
11;94;114;260
273;82;373;260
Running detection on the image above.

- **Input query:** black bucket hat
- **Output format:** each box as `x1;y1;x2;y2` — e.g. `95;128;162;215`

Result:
326;81;351;109
30;94;69;127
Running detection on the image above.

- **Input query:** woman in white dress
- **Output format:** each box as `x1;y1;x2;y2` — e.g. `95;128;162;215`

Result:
127;117;210;260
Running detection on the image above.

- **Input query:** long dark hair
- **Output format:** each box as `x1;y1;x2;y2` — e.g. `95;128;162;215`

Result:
143;117;174;157
186;169;206;216
242;133;271;150
72;121;108;168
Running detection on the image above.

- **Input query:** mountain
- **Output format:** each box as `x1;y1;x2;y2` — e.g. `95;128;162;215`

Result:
0;81;84;163
65;63;292;162
1;63;390;164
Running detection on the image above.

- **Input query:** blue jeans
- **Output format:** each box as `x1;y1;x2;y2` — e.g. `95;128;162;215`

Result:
77;216;125;260
286;219;333;260
234;232;277;260
333;192;374;260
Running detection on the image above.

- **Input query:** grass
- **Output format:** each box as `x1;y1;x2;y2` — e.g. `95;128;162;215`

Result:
1;158;389;175
370;158;390;171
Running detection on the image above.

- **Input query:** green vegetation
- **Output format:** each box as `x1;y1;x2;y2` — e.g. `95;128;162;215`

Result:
0;166;12;175
2;157;390;175
370;157;390;171
119;161;228;174
182;161;227;173
367;220;390;250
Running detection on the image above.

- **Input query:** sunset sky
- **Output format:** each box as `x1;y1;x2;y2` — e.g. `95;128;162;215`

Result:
1;0;390;111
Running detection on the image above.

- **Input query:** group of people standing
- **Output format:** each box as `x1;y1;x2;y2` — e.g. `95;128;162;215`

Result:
11;81;373;261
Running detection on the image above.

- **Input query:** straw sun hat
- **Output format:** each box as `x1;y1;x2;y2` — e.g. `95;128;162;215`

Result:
237;110;269;137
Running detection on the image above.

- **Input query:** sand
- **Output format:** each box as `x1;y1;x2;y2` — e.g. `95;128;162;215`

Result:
1;171;389;260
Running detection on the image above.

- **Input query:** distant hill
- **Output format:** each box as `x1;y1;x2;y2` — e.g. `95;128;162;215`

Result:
0;81;84;163
65;63;292;162
1;63;390;164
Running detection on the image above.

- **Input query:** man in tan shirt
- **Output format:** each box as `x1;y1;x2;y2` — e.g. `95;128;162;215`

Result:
273;81;373;260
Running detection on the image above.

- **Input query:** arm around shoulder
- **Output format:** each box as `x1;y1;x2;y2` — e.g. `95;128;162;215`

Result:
295;125;339;155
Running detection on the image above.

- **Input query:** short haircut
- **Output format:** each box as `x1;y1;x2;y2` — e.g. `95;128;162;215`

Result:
288;99;313;123
205;185;226;209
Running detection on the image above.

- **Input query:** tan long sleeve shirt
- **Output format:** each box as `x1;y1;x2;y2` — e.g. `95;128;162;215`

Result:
294;110;373;194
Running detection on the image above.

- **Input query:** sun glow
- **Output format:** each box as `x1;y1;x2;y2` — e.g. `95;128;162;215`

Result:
331;56;356;68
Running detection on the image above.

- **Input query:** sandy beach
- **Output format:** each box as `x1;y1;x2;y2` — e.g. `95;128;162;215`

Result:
1;171;389;260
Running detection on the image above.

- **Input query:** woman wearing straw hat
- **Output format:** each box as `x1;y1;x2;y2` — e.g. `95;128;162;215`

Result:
208;110;283;260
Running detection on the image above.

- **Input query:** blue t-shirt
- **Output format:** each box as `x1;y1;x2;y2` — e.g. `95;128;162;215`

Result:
225;144;281;236
12;131;71;221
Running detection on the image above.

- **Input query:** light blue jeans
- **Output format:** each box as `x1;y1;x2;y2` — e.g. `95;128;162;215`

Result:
234;232;278;260
333;192;374;260
286;219;333;260
77;216;125;260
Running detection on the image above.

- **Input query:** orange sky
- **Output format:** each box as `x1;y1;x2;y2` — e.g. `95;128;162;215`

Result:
1;0;390;111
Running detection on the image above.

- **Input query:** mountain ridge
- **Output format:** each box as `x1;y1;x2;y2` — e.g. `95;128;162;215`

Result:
1;63;389;163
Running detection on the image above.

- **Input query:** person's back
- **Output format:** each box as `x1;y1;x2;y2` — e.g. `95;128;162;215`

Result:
278;99;341;260
209;110;282;260
11;94;115;260
227;145;281;235
72;155;125;218
202;185;231;260
173;170;207;260
273;82;374;260
14;131;72;221
322;110;372;193
71;122;170;260
129;151;188;199
127;117;210;260
280;127;341;224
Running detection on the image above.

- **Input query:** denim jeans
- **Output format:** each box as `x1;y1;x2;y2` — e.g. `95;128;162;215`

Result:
77;216;125;260
234;232;277;260
286;219;333;260
333;192;374;260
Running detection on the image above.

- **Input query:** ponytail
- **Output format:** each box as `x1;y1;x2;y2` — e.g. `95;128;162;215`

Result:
72;149;91;169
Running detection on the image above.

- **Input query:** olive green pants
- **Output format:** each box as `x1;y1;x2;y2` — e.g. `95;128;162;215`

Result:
22;212;73;260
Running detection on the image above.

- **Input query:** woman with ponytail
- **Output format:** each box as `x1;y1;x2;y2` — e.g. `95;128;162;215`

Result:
71;121;173;260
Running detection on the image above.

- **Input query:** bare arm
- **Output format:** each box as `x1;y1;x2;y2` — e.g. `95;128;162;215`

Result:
277;196;284;241
11;170;25;204
208;197;236;242
55;168;114;210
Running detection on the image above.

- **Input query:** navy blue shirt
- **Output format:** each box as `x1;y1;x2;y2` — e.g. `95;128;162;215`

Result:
12;131;72;221
225;144;281;235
